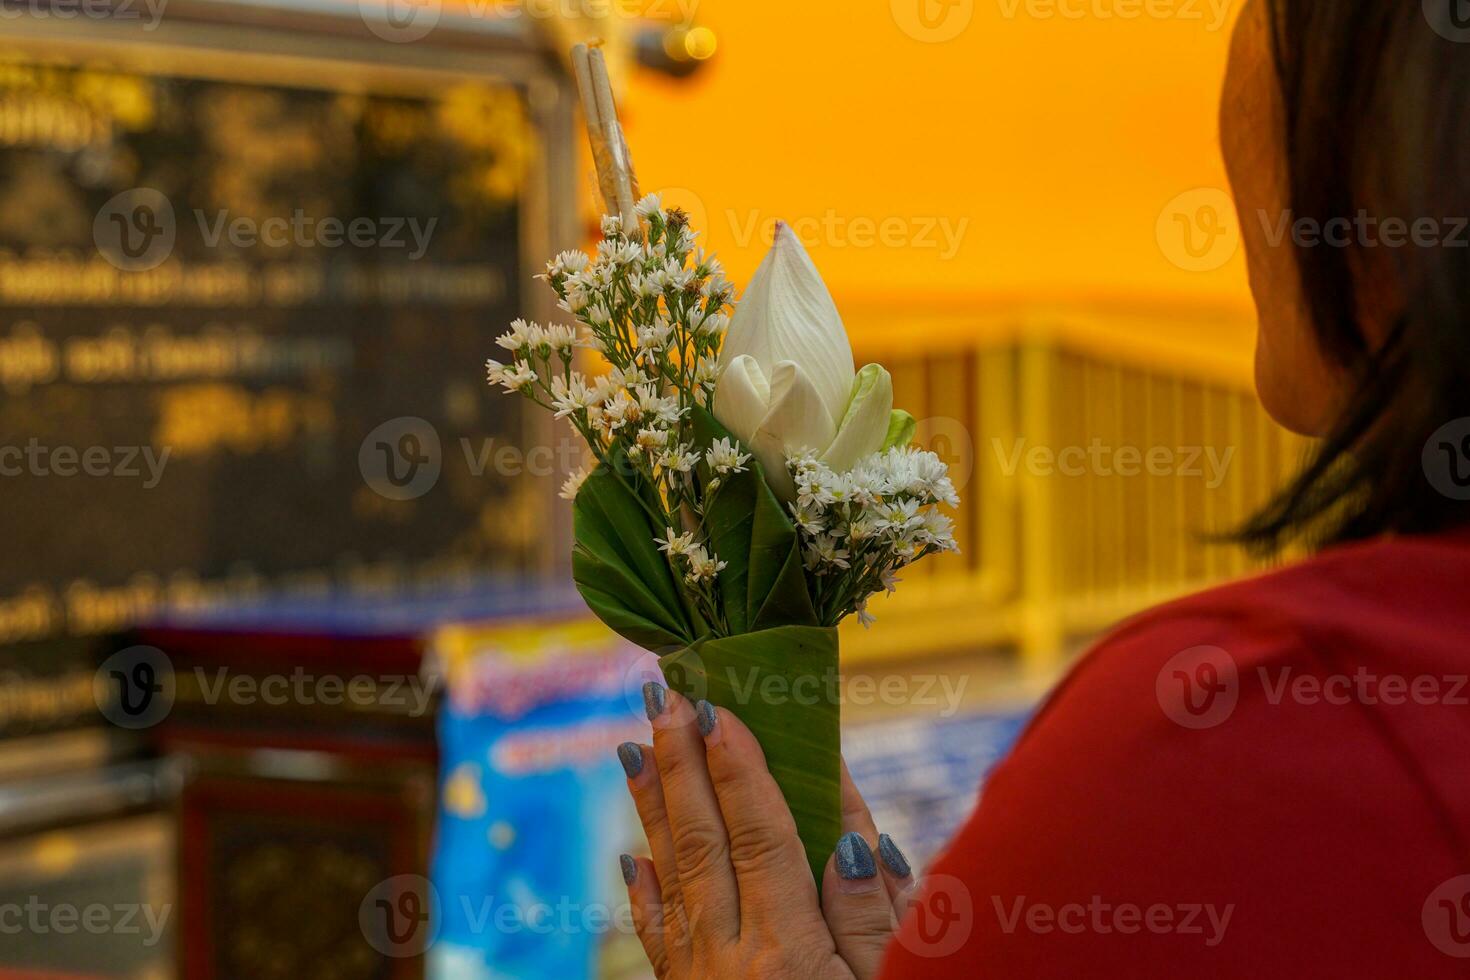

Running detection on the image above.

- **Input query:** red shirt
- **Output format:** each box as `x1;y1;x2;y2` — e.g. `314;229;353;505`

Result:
879;528;1470;978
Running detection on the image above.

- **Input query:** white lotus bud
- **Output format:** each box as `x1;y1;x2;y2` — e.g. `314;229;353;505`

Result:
713;223;894;499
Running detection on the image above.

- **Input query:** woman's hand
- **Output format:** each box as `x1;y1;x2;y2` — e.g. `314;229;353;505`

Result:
616;681;916;979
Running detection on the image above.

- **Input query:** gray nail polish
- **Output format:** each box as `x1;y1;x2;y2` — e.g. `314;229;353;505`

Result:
878;834;911;878
617;742;643;779
835;831;877;881
695;699;717;737
620;854;637;885
642;681;666;721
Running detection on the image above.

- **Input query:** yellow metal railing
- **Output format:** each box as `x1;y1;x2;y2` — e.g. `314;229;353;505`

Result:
840;309;1312;671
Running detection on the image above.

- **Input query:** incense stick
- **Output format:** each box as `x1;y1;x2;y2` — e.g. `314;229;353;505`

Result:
587;45;641;234
571;43;621;218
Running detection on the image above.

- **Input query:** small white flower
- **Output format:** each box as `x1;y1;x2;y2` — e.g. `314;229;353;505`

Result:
637;322;673;350
694;356;721;388
876;499;923;534
547;249;590;278
658;444;698;474
599;390;639;430
635;193;663;220
855;599;876;629
601;214;623;237
803;534;851;572
684;546;728;584
918;510;959;551
637;386;683;426
696;311;730;338
549;374;596;418
488;362;537;392
846;514;881;542
559;466;592;501
560;286;591;314
656;528;696;557
545;324;577;354
705;437;751;475
788;503;825;536
636;427;670;452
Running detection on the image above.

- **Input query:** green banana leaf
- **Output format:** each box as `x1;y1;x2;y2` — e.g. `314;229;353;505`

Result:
689;407;819;633
660;626;842;889
571;449;698;653
569;412;839;889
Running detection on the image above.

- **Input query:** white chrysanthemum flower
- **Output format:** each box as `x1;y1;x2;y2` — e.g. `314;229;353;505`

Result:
635;193;663;220
603;240;643;267
560;286;591;314
846;514;881;542
684;547;727;584
931;476;960;508
918;511;959;551
656;528;696;557
636;387;682;426
696;311;730;339
600;214;623;237
880;570;901;595
599;390;639;430
804;534;851;572
549;374;596;418
637;322;673;350
495;323;527;352
788;502;825;536
495;363;537;392
705;437;752;476
545;324;577;354
876;498;923;534
793;461;844;508
559;466;592;501
694;356;721;388
636;427;669;452
547;249;590;278
658;444;698;474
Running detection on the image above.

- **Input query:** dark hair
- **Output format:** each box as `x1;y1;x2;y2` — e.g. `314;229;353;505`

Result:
1238;1;1470;553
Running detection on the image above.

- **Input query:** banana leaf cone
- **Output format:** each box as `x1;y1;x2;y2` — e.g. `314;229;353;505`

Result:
660;626;841;888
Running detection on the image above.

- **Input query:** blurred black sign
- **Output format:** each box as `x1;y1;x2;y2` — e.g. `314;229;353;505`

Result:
0;58;550;643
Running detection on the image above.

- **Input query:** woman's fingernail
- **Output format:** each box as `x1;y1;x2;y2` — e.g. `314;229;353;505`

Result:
642;681;666;721
835;831;878;886
617;742;643;779
620;854;637;886
695;700;717;738
878;833;912;878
